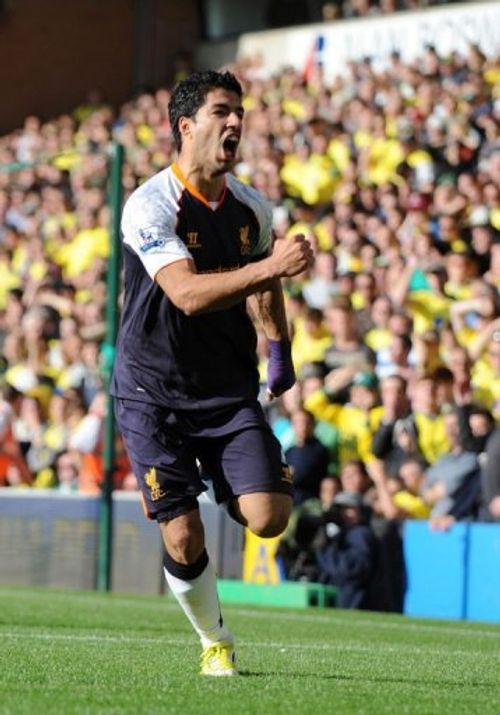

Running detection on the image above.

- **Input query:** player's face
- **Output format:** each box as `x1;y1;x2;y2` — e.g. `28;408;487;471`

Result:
189;88;244;175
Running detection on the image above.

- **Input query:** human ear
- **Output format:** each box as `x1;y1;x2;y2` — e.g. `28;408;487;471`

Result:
178;116;193;142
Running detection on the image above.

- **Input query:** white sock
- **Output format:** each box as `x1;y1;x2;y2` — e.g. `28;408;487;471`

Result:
164;558;233;648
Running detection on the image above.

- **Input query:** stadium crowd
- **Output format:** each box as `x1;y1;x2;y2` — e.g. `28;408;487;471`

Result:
0;40;499;601
319;0;452;22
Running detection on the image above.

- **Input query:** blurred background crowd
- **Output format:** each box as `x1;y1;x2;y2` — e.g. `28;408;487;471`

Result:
0;35;499;601
317;0;451;22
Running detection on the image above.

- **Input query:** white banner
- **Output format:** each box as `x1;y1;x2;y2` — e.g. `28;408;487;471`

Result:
237;1;500;79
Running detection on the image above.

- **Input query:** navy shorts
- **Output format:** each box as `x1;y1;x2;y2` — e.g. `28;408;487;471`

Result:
115;398;293;522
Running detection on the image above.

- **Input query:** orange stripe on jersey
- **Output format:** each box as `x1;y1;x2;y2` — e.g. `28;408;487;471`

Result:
172;162;226;210
139;491;154;520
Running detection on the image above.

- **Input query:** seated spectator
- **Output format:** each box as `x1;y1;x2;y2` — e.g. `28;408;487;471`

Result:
285;408;330;505
271;378;340;476
364;295;393;354
291;307;332;374
352;272;377;335
450;283;499;367
374;311;415;378
411;374;451;465
53;450;81;493
13;394;53;485
0;386;32;486
119;471;140;492
277;475;341;581
339;459;371;496
302;251;338;310
371;375;422;478
421;408;481;520
371;457;430;520
323;298;375;373
455;401;495;455
470;330;500;421
376;334;413;381
480;427;500;522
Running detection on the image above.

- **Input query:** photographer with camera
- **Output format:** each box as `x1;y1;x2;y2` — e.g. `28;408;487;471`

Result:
315;491;377;609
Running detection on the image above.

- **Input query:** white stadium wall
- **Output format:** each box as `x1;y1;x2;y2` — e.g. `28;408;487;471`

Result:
236;1;500;78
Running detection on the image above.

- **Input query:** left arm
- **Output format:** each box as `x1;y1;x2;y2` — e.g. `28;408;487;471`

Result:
248;280;295;399
248;279;289;341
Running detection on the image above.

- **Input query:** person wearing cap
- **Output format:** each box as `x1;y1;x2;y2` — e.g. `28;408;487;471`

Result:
304;369;380;469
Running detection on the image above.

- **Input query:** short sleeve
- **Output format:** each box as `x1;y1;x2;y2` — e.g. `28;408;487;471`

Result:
121;190;192;280
252;200;273;257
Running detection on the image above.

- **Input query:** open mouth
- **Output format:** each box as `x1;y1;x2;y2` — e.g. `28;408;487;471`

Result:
222;135;239;161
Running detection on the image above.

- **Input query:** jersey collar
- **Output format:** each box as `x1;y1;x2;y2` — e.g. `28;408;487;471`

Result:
172;163;227;211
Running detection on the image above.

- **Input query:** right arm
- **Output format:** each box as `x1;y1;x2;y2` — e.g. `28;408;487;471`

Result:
155;235;313;316
368;459;400;520
388;257;416;308
371;421;396;459
468;316;500;362
122;187;312;315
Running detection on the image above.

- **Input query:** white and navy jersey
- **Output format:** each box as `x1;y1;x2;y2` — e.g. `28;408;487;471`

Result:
110;163;273;410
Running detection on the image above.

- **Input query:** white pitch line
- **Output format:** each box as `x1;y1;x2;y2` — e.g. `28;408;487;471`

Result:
1;629;499;660
2;589;499;640
227;607;500;640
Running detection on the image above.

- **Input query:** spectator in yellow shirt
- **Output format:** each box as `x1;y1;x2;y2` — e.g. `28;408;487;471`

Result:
411;375;451;465
471;335;500;420
291;307;332;375
371;457;431;520
305;370;379;468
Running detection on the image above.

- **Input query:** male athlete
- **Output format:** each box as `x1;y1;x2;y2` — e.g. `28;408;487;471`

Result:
111;70;313;676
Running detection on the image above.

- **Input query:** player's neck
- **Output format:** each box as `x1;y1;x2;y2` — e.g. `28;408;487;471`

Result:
174;157;225;202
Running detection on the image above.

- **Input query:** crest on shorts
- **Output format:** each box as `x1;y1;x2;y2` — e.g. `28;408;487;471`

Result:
144;467;166;501
280;464;293;484
239;225;251;255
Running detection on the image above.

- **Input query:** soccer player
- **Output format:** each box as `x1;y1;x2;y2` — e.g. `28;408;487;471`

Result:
111;70;313;676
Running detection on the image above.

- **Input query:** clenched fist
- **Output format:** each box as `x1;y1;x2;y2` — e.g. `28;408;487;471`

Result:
268;234;314;279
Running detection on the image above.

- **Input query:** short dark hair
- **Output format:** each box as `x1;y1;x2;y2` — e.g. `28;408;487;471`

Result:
168;70;243;151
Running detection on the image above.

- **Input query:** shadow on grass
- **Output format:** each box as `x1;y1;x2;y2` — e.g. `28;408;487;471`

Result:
238;671;496;689
238;671;353;680
363;675;496;690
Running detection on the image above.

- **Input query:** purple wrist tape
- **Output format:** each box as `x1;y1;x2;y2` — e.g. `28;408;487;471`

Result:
267;339;295;396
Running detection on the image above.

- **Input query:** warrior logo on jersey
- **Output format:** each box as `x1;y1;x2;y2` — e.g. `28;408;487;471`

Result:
144;467;166;501
239;225;251;255
186;231;202;248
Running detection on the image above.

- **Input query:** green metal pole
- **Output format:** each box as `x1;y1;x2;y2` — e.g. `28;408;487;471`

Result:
97;142;124;592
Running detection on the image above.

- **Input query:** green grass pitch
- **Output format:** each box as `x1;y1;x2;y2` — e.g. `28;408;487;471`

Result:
1;586;499;715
